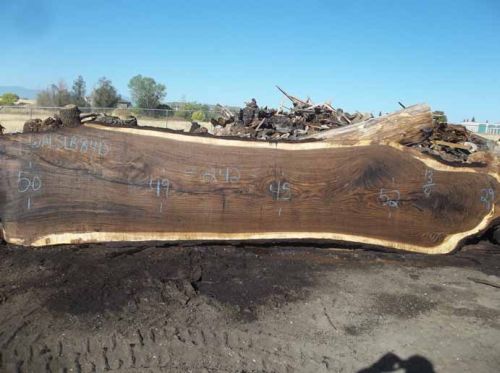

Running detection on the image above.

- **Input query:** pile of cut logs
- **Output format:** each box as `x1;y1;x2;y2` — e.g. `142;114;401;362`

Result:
404;120;490;164
209;86;372;140
22;105;138;133
80;113;138;127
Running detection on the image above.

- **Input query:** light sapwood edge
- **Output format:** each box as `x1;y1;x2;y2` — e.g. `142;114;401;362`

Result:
6;205;495;254
389;144;500;183
84;123;372;150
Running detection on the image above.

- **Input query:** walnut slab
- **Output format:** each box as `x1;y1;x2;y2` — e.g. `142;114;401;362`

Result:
0;121;498;253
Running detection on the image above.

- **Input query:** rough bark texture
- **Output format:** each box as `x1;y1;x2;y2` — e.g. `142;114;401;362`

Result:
0;121;498;253
23;117;62;133
58;104;81;128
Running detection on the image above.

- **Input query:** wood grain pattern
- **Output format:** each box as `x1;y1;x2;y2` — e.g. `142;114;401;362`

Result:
0;123;498;253
305;104;433;145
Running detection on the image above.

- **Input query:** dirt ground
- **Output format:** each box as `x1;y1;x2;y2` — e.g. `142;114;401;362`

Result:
0;239;499;373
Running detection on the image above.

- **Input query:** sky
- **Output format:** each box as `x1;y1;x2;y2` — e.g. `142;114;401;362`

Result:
1;0;499;122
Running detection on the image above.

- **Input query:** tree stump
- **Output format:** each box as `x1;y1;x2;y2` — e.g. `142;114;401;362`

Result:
58;104;81;128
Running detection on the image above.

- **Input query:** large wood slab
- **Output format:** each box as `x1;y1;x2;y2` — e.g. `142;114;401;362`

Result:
0;124;498;253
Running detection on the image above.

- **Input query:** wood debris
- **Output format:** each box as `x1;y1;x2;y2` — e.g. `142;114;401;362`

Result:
211;87;372;140
189;121;209;134
22;110;138;134
81;112;138;127
23;116;63;133
406;120;489;164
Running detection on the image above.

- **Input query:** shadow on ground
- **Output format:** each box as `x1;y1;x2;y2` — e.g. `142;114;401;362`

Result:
358;353;435;373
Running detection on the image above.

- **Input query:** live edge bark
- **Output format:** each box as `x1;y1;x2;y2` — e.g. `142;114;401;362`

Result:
0;104;498;253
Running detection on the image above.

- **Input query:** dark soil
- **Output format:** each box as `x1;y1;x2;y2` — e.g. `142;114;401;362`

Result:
0;241;499;372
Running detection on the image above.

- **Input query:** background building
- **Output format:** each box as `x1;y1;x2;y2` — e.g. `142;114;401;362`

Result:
461;121;500;136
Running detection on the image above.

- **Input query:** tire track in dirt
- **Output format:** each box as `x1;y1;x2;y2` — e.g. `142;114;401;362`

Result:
1;324;337;372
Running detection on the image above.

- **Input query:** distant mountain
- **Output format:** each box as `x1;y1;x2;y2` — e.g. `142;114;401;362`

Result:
0;86;40;99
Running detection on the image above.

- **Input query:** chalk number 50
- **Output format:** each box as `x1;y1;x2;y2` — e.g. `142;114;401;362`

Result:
17;171;42;193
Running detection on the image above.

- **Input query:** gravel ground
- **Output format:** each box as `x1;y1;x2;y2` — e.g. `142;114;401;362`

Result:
0;241;499;372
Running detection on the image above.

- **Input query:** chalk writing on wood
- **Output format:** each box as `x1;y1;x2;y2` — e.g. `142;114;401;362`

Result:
30;134;110;156
379;188;400;218
17;171;41;193
126;174;171;213
480;188;495;210
148;177;170;198
200;168;218;183
17;162;42;210
186;167;241;184
422;169;436;198
269;180;291;201
218;167;241;183
379;188;400;208
128;175;172;212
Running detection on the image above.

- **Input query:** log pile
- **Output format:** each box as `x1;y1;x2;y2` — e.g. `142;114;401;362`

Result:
404;121;490;164
188;122;209;134
21;108;138;134
211;87;372;140
23;105;82;133
80;113;138;127
23;105;81;133
23;116;63;133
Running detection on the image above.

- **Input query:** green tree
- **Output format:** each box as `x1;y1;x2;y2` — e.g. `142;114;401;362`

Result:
91;77;120;108
71;75;87;107
191;110;206;122
36;90;52;106
176;102;210;120
0;93;19;105
128;75;166;109
36;81;72;107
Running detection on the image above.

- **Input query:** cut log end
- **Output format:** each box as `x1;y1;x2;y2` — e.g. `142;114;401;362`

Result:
58;105;82;128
